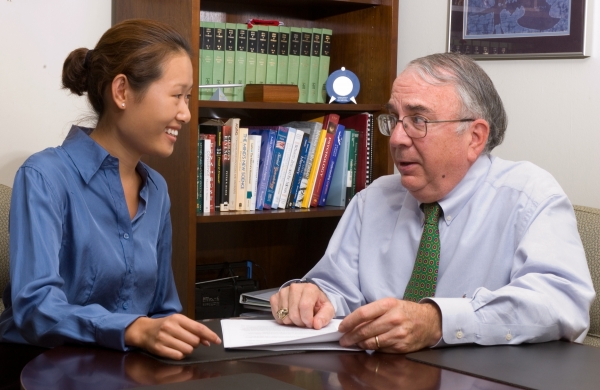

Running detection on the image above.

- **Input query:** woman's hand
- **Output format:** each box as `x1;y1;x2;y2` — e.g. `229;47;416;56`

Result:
125;314;221;360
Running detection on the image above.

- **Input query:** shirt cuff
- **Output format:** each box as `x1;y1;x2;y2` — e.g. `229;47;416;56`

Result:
95;313;144;351
279;278;319;291
425;297;478;345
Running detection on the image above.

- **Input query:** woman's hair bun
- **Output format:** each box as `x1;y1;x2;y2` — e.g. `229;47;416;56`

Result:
62;48;89;96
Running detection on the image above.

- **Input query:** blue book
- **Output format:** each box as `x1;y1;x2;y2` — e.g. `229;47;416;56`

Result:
288;132;311;208
263;127;289;209
318;123;345;206
326;130;351;207
248;128;277;210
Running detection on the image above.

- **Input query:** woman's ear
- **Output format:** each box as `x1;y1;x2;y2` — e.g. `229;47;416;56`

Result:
111;74;128;109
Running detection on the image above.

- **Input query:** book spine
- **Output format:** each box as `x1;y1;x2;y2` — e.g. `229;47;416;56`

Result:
212;22;226;99
248;135;262;210
255;25;268;84
235;128;249;210
289;133;310;208
199;126;222;210
197;138;204;213
294;126;322;208
307;28;322;104
266;26;279;84
287;27;301;86
301;129;326;208
318;124;345;206
245;29;258;86
224;23;236;101
277;26;290;84
279;129;304;209
220;125;231;211
228;118;240;209
200;134;216;212
316;29;332;104
366;113;374;187
272;127;295;209
297;28;312;103
203;138;211;213
326;130;351;207
246;136;256;210
234;23;247;102
347;130;359;204
263;128;288;209
310;114;341;208
252;129;276;211
199;22;215;100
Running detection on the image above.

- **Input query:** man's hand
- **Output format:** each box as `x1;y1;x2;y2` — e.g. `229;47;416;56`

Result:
338;298;442;353
125;314;221;360
270;283;335;329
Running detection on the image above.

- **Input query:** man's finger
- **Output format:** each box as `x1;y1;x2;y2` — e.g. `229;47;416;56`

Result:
312;297;336;329
338;299;391;333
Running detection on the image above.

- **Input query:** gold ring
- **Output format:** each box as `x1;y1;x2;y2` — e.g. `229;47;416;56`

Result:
277;308;289;320
375;335;381;349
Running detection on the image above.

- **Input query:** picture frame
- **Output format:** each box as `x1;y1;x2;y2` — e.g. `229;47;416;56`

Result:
447;0;592;59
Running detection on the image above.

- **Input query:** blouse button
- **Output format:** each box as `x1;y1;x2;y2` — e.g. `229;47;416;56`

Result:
122;302;128;309
123;233;129;239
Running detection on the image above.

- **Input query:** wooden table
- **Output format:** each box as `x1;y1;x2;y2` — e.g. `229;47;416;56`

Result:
20;345;521;389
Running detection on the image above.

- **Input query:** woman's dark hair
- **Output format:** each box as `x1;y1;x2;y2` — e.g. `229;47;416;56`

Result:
62;19;192;119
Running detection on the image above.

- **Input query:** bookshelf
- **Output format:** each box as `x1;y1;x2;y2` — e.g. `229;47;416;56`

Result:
113;0;398;317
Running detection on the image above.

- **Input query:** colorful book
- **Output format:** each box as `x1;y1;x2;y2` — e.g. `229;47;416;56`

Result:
245;28;258;86
197;138;204;214
266;26;279;84
199;21;215;100
227;118;241;209
318;123;345;206
271;127;296;209
317;29;332;104
199;134;216;212
346;129;359;205
279;129;305;209
287;27;301;86
199;120;222;210
310;114;341;208
255;25;268;84
212;22;226;98
307;28;322;104
297;28;312;103
248;129;277;210
247;134;262;210
277;26;290;84
263;127;289;210
287;132;310;208
220;123;232;211
223;23;237;101
235;127;249;211
325;129;351;207
302;129;326;209
339;113;373;193
202;137;212;213
233;23;248;102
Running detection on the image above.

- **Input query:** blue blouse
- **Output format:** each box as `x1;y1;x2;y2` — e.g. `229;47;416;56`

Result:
0;126;181;350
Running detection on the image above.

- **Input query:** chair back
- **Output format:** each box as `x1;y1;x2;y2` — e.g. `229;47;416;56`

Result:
0;184;11;313
574;205;600;347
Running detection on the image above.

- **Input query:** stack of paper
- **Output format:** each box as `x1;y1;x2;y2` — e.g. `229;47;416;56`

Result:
221;319;360;351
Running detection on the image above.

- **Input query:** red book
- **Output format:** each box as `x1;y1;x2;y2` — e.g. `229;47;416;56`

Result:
310;113;340;207
199;133;216;212
339;113;372;193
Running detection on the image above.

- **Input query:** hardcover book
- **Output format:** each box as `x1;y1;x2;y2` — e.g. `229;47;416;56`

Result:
287;132;310;209
223;23;237;101
278;129;305;209
235;128;249;211
266;26;279;84
316;29;332;104
199;134;216;212
287;27;301;86
307;28;322;104
297;28;312;103
263;127;288;210
346;129;359;205
277;26;290;84
318;123;345;206
227;118;241;209
339;113;373;193
325;129;351;207
248;129;277;211
220;123;232;211
199;120;223;210
212;22;226;98
271;127;296;209
310;114;340;208
245;29;258;86
233;23;248;102
199;22;215;100
255;25;268;85
197;138;204;214
302;128;326;209
247;135;262;210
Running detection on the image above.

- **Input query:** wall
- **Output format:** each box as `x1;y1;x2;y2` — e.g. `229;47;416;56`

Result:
398;0;600;208
0;0;110;187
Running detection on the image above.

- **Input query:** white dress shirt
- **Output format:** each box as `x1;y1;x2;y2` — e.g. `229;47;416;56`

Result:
305;154;594;345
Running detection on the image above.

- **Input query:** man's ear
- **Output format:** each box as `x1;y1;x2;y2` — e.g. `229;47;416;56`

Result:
110;74;128;110
467;119;490;162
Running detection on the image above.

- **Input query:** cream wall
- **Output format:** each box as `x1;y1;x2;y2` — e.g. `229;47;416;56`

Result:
1;1;598;208
0;0;110;187
398;0;600;208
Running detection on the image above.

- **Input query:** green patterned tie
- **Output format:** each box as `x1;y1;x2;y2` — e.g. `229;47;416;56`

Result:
403;202;442;302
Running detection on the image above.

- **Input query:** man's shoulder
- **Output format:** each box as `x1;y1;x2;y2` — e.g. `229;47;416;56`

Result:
364;174;408;195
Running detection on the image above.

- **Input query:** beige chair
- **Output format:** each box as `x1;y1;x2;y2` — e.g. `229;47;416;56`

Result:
0;184;11;314
574;205;600;347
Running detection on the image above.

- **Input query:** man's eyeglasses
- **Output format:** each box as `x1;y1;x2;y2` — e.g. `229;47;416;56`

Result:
377;114;475;138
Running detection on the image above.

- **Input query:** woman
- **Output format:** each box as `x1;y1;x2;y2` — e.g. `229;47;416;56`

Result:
0;19;220;360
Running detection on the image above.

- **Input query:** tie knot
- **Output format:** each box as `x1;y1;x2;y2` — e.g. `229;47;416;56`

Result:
423;202;441;225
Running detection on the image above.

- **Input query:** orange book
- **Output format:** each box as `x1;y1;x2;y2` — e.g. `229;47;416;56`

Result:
309;114;340;207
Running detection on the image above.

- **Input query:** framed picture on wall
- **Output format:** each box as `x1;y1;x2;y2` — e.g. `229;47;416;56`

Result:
447;0;592;59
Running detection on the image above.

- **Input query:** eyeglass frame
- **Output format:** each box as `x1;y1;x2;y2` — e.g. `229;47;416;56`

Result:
377;113;476;138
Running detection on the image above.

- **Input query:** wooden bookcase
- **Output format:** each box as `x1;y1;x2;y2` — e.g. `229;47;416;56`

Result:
113;0;398;317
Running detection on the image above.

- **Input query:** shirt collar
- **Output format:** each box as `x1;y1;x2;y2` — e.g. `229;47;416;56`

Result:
61;125;157;190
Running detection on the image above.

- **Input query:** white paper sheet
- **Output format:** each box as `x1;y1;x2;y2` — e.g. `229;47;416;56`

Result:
220;319;361;351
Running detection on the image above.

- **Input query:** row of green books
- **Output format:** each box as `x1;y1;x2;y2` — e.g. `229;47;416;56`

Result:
199;22;332;103
196;113;373;214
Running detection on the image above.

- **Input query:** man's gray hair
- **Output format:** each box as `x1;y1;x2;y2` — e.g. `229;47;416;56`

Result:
406;53;507;153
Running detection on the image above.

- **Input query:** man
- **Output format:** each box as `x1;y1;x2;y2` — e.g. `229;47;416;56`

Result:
270;53;594;353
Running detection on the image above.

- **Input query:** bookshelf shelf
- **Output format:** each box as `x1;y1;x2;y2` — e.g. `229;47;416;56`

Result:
113;0;398;317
